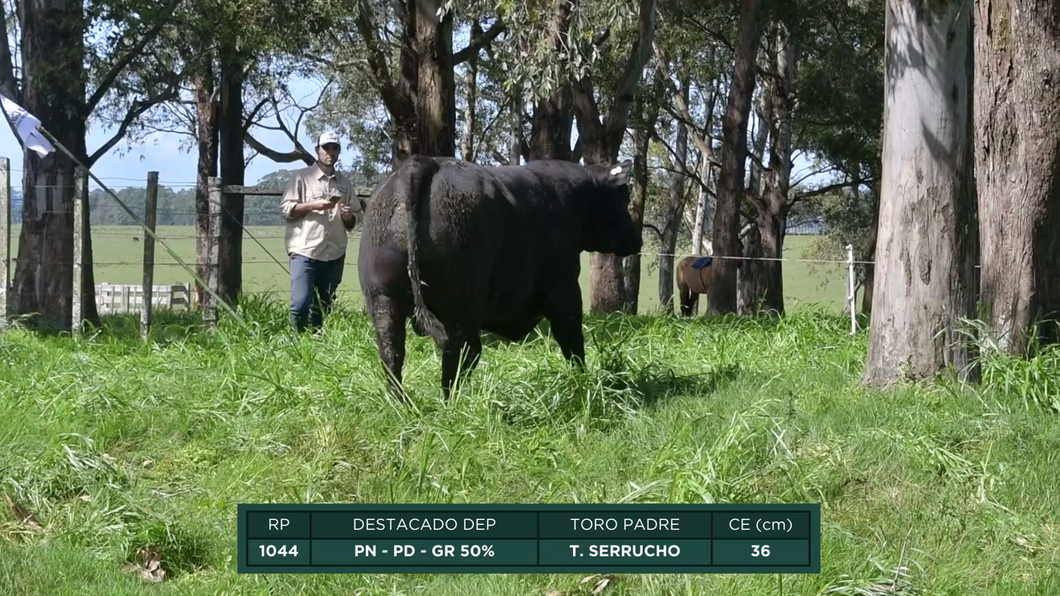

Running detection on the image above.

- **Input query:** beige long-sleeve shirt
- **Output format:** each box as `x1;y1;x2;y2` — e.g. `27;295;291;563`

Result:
280;164;360;261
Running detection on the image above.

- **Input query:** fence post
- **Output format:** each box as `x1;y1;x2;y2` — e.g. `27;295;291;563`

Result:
846;243;856;335
72;166;88;334
141;171;159;340
204;176;222;327
0;157;9;328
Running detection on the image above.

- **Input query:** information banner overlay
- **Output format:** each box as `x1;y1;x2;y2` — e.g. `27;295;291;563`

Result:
238;504;820;574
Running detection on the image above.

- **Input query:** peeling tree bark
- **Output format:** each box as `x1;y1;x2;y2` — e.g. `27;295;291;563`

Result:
192;53;219;309
414;0;456;157
862;0;978;387
973;0;1060;355
461;22;481;162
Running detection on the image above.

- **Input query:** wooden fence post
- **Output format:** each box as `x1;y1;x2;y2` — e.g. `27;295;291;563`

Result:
0;157;9;328
72;166;88;334
204;176;222;327
141;171;159;340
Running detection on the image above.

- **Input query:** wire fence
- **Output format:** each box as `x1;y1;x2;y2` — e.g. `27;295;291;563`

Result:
1;164;868;338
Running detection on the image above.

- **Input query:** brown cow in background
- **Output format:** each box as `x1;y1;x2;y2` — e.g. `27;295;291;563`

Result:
676;255;714;317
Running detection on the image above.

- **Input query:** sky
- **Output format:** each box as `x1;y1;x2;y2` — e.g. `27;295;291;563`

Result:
0;77;327;194
0;74;827;196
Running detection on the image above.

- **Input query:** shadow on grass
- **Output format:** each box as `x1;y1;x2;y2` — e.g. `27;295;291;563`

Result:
493;355;743;431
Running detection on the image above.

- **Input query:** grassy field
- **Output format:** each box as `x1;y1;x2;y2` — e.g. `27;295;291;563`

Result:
58;225;857;314
1;298;1058;594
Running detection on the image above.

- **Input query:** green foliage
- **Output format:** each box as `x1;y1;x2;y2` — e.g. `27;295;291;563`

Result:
793;0;885;179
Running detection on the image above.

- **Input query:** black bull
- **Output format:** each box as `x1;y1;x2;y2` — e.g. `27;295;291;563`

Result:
358;155;642;401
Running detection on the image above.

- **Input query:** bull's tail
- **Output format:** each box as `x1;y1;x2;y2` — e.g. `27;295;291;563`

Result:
403;155;445;340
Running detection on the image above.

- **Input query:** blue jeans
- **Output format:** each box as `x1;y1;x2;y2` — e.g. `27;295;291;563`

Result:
290;253;345;332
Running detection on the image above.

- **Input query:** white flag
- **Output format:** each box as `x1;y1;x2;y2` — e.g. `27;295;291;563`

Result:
0;95;55;158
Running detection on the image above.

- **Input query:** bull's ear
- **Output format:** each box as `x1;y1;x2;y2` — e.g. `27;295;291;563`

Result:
607;160;633;185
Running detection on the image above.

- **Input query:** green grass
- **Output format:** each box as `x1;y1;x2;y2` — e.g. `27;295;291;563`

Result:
35;225;856;314
1;299;1058;595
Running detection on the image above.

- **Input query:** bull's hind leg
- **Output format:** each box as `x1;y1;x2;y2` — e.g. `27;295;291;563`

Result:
545;283;586;368
368;295;410;404
437;324;482;400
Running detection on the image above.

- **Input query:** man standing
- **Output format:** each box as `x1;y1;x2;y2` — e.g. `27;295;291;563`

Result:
280;131;360;332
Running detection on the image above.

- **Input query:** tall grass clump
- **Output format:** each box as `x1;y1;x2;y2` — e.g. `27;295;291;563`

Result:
0;305;1058;595
956;319;1060;414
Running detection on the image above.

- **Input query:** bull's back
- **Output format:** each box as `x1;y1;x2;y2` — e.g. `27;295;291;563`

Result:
415;163;539;318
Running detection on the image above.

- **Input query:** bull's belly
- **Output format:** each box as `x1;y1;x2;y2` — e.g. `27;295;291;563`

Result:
481;315;545;341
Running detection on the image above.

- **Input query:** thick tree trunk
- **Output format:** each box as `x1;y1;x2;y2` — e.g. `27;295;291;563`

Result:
585;143;627;314
528;0;576;162
529;88;574;161
862;0;978;386
973;0;1060;355
12;0;100;330
737;223;761;315
757;19;796;315
392;6;418;165
509;91;524;164
659;218;681;315
739;86;772;315
217;53;245;304
580;0;658;314
621;96;656;314
708;0;763;315
414;0;456;157
193;61;218;309
755;207;786;313
861;180;880;315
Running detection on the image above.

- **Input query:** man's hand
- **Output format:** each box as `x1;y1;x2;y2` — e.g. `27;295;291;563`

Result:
340;204;357;227
288;199;336;218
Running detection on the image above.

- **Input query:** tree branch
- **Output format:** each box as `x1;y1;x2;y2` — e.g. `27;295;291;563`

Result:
0;2;17;101
792;164;837;188
84;0;183;116
793;178;876;203
603;0;658;152
88;87;179;166
454;19;505;64
244;132;314;165
571;76;605;158
356;3;408;117
242;96;271;133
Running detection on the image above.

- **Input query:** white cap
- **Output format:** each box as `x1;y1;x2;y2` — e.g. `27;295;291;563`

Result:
317;131;340;147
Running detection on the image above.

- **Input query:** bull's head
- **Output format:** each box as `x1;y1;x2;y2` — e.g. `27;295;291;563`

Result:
581;160;642;257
